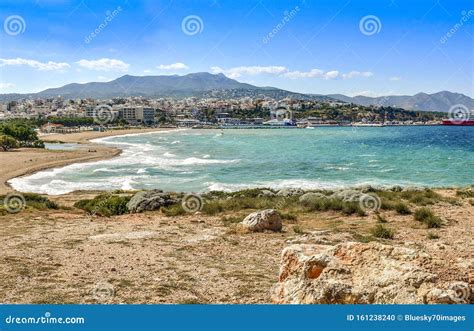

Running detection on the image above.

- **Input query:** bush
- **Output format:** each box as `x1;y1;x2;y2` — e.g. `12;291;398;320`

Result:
371;224;395;239
161;203;187;216
414;208;442;228
370;224;394;239
74;193;130;216
394;202;411;215
0;135;19;151
23;193;58;210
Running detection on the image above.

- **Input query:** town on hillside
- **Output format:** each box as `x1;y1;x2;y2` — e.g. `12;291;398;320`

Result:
0;95;445;133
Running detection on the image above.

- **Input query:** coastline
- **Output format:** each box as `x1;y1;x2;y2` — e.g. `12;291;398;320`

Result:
0;128;172;195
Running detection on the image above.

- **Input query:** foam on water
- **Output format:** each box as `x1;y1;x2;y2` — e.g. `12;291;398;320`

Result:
9;127;474;194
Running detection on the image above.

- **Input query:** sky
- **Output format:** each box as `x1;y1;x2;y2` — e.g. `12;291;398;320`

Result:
0;0;473;97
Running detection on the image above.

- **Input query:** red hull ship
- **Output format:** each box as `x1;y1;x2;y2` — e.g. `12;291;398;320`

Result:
442;119;474;126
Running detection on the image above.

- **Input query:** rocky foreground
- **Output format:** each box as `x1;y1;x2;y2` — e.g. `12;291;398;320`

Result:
0;186;472;304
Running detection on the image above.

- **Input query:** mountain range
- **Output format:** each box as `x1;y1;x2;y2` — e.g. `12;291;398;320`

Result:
1;72;473;112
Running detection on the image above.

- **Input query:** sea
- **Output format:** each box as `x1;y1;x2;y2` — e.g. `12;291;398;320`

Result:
9;126;474;195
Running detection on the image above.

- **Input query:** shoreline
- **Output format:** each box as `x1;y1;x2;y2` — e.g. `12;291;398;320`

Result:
0;128;172;196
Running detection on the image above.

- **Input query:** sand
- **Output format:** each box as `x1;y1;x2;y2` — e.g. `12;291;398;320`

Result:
0;128;172;195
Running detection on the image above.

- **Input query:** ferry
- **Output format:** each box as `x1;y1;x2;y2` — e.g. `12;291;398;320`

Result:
441;119;474;126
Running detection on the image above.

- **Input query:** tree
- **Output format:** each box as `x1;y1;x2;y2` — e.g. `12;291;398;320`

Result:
0;135;19;151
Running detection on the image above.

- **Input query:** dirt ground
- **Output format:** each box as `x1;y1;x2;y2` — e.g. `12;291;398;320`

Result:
0;190;472;304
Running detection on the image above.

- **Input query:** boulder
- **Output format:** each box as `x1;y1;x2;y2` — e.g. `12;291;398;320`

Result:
127;190;177;213
241;209;282;232
271;241;470;304
276;188;304;197
258;190;276;198
298;192;326;206
330;189;363;202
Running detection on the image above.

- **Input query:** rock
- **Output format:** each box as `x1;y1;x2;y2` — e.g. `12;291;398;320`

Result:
330;189;363;202
298;192;326;206
358;185;376;193
271;241;468;304
402;186;425;192
391;185;403;192
241;209;282;232
259;190;276;197
276;188;304;197
126;190;177;213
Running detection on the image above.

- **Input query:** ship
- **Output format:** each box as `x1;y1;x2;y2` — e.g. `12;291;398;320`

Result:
441;119;474;126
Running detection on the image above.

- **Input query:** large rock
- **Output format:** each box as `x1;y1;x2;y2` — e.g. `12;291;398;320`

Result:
241;209;282;232
272;242;471;304
126;190;177;213
298;192;326;206
276;188;304;197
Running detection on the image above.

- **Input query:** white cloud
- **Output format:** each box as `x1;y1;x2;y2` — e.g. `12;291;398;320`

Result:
342;71;373;79
76;58;129;72
389;76;402;81
0;58;70;71
157;62;189;70
143;69;153;74
0;83;15;90
211;65;288;78
212;65;373;80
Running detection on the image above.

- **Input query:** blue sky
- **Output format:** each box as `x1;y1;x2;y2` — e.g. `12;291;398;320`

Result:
0;0;473;97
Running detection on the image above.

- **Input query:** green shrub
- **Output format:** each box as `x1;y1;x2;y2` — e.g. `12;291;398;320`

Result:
394;202;411;215
370;224;394;239
161;204;186;216
24;193;59;210
74;193;130;216
414;208;442;228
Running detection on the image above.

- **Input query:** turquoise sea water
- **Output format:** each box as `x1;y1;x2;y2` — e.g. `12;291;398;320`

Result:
10;127;474;194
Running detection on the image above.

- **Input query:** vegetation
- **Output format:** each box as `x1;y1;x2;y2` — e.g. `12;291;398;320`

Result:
370;224;395;239
427;231;440;240
0;193;58;215
0;134;19;151
414;208;442;228
74;193;131;216
375;213;388;223
292;225;306;234
0;121;44;150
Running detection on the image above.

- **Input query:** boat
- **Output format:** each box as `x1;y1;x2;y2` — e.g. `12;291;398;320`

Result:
441;119;474;126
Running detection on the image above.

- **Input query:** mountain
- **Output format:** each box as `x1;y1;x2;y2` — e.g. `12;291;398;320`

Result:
327;91;474;112
0;73;332;102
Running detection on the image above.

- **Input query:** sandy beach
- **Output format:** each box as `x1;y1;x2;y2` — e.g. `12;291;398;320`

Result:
0;128;171;195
